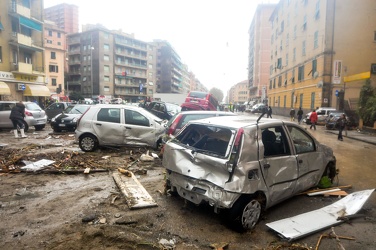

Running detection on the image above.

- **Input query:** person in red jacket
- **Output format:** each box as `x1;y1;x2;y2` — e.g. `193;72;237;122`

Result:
309;109;318;130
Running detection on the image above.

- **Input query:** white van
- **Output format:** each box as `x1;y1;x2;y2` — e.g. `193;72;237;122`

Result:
304;107;337;125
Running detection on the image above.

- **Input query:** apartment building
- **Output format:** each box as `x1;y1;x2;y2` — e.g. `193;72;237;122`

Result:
150;40;183;94
248;4;276;104
0;0;49;103
268;0;376;116
44;20;66;100
228;80;248;105
67;26;151;103
44;3;79;34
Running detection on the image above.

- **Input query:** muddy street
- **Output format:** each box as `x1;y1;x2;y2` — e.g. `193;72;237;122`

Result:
0;124;375;250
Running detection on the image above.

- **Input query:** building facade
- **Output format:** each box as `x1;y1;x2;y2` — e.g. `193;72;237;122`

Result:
268;0;376;116
0;0;50;102
44;20;66;101
44;3;79;34
248;4;276;105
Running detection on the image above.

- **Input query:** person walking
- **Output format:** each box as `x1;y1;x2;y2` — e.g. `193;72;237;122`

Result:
289;108;295;121
9;101;27;138
337;114;347;141
309;109;318;130
267;106;273;118
297;107;303;124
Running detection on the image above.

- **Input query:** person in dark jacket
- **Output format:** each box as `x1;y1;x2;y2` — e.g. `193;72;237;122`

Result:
9;101;27;138
297;107;304;124
289;108;295;121
337;114;347;141
267;106;273;118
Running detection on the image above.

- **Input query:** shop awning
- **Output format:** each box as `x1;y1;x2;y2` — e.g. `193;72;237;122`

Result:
19;16;42;32
24;84;50;97
0;82;11;95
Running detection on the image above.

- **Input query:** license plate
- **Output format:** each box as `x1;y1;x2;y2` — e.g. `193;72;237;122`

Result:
58;124;66;127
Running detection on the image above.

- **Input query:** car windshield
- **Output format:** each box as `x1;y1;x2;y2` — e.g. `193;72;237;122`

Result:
25;103;42;111
65;105;90;114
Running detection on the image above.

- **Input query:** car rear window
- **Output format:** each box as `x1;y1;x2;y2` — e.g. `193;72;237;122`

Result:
25;103;42;111
188;92;207;99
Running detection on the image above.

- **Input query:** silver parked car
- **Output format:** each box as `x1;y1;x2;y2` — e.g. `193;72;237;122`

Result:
0;101;47;132
75;104;165;152
163;115;337;231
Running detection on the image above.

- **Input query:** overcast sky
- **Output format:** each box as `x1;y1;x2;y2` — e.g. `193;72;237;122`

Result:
44;0;279;95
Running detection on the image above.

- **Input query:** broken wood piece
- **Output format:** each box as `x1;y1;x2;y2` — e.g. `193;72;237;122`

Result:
118;167;132;177
299;185;352;195
323;190;348;196
84;167;90;174
307;188;341;196
112;171;157;209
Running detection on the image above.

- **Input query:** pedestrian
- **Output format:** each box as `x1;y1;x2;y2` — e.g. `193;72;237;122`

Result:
297;107;303;124
9;101;27;138
267;106;273;118
309;109;318;130
337;114;347;141
289;108;295;121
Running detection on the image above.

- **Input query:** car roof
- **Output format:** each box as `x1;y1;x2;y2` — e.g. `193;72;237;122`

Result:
187;115;286;129
178;110;236;115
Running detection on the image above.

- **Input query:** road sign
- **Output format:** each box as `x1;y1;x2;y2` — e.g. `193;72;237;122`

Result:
335;90;339;97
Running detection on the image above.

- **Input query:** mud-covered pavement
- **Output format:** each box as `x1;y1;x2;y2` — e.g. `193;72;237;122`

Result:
0;126;375;250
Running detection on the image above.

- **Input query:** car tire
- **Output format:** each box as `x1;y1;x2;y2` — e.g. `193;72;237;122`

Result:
228;196;262;231
34;124;45;131
79;134;98;152
22;121;29;132
322;162;337;183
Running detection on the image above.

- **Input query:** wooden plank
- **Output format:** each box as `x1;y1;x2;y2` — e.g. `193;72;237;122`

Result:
324;190;348;196
112;171;157;209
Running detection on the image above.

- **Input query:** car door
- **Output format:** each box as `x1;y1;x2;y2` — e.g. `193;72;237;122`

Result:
93;107;125;145
124;109;159;147
285;125;324;193
258;124;298;204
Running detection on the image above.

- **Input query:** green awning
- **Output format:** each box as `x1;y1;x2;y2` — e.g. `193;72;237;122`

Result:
0;21;4;30
19;16;42;32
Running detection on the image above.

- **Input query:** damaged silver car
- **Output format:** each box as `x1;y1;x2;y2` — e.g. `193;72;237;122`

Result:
75;104;165;151
162;115;337;230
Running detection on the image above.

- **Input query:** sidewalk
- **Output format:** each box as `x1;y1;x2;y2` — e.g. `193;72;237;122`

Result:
240;112;376;146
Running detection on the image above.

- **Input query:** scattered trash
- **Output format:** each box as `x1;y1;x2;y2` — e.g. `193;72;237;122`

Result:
99;218;106;224
266;189;375;241
151;152;159;159
84;167;90;174
315;227;355;250
20;159;55;172
140;150;154;162
159;238;175;249
102;155;111;159
118;168;132;177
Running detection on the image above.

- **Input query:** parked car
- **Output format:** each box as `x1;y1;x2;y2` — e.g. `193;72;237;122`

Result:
325;112;358;130
0;101;47;132
250;103;267;113
44;102;73;121
50;104;91;132
303;107;336;125
75;104;165;152
165;110;237;137
180;91;219;111
144;101;181;121
162;115;337;231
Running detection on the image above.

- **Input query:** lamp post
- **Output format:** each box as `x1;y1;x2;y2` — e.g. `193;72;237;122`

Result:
90;46;94;98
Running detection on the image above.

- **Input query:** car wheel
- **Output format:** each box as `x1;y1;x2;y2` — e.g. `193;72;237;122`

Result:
322;162;337;183
22;121;29;132
228;196;262;231
34;124;45;131
79;134;98;152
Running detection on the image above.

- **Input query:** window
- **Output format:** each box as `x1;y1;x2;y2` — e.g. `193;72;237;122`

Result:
57;42;61;46
104;76;110;82
104;44;110;50
103;33;109;39
293;25;297;39
51;52;56;59
315;1;320;19
0;46;2;63
298;65;304;81
277;58;282;69
280;21;284;33
303;15;307;31
286;53;289;66
284;95;286;108
293;48;296;61
314;31;319;49
299;93;303;108
312;59;317;77
47;40;52;44
49;65;58;73
97;108;120;123
48;30;52;36
57;32;61;38
374;31;376;42
269;80;272;89
302;40;306;56
311;92;316;110
104;65;110;72
261;126;290;157
286;33;289;47
288;126;315;154
51;78;57;86
273;78;276;88
278;75;282;87
125;110;149;126
104;55;110;61
148;64;153;69
291;68;295;83
270;65;273;75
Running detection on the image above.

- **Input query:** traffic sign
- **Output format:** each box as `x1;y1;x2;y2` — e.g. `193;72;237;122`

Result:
335;90;339;97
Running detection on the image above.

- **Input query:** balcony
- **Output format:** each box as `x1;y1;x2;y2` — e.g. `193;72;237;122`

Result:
9;3;31;18
9;32;43;51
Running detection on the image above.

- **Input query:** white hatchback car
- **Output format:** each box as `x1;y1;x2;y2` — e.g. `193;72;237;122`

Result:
75;104;165;152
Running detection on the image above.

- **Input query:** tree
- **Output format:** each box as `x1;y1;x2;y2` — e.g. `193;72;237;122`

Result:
209;87;224;103
358;79;376;127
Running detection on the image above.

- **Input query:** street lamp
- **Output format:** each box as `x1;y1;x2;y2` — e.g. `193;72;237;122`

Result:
90;46;94;98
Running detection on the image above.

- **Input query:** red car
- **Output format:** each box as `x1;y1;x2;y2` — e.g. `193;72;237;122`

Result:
180;91;219;111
